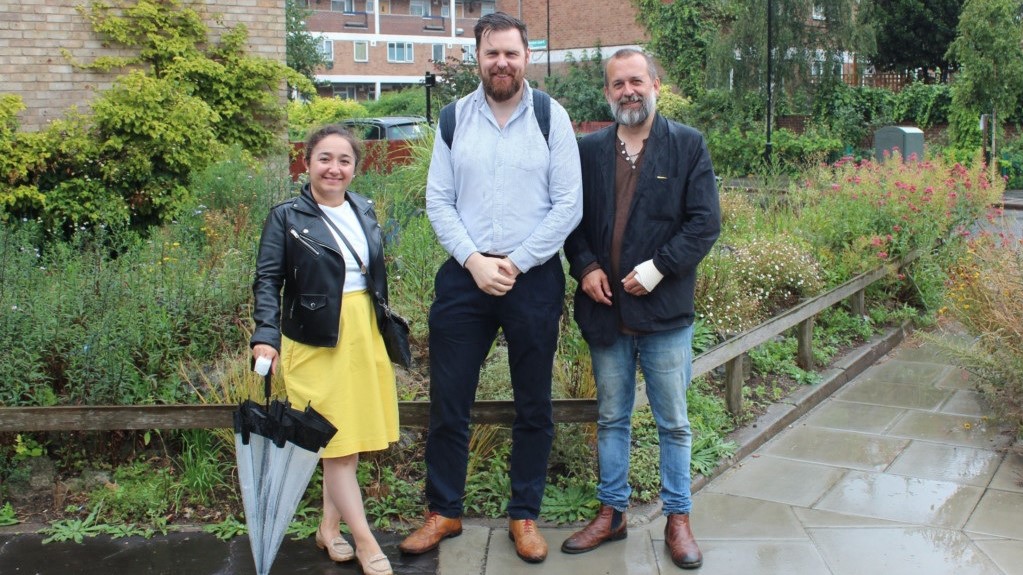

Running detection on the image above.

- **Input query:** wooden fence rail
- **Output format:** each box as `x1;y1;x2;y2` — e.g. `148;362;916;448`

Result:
0;253;917;433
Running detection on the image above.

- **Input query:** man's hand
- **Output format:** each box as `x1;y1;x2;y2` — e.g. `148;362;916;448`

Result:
622;270;650;296
465;252;519;296
252;344;279;375
581;268;613;305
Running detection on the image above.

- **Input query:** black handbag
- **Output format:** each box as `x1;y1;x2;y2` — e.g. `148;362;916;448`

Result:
317;206;413;368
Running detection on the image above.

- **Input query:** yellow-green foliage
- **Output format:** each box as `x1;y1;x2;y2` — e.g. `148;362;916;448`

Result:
288;96;369;141
656;88;691;123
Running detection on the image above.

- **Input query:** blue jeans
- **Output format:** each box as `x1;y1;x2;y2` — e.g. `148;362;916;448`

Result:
424;257;563;519
590;325;694;515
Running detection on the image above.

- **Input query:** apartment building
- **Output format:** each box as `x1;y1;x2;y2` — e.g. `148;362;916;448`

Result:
306;0;648;100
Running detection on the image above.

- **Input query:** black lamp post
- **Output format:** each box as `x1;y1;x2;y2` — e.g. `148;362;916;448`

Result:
765;0;773;164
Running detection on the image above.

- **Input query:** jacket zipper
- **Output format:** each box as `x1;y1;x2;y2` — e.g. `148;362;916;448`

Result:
290;228;321;256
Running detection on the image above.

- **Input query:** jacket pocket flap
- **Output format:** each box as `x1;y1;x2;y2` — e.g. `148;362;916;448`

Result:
299;294;328;311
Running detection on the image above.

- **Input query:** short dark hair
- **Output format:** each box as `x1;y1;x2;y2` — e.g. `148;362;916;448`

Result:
474;12;528;51
303;124;363;169
604;48;660;88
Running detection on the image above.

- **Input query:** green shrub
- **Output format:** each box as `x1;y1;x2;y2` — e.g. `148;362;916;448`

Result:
287;97;369;141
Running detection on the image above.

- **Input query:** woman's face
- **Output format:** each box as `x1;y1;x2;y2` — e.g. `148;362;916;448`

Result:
307;134;356;201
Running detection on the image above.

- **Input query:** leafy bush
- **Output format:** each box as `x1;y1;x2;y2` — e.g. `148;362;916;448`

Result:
892;82;952;128
287;97;369;141
544;49;612;123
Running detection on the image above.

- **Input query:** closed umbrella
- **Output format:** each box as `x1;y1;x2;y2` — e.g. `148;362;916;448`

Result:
234;373;337;575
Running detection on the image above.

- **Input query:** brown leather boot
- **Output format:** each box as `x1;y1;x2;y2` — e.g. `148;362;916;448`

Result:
665;513;703;569
508;518;548;563
397;511;462;555
560;505;627;554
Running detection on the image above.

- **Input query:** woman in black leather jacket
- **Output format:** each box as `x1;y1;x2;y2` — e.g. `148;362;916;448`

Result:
250;125;396;575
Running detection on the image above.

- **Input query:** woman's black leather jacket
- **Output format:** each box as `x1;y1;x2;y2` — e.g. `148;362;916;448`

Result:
250;184;389;352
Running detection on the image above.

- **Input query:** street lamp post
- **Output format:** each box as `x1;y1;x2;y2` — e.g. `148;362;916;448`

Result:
765;0;773;164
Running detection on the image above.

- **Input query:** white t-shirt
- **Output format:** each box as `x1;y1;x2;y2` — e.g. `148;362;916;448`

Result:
319;202;370;293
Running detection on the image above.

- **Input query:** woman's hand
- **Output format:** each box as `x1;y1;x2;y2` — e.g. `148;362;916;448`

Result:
252;344;279;375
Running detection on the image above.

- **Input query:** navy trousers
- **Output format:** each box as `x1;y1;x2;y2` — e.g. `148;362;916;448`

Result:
424;256;564;519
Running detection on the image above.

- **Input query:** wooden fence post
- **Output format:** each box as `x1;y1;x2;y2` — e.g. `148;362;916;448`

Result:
849;288;865;319
725;354;745;416
796;315;814;370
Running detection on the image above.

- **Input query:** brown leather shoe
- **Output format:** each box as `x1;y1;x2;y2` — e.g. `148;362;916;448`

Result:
560;505;627;554
397;511;462;555
508;518;548;563
665;513;703;569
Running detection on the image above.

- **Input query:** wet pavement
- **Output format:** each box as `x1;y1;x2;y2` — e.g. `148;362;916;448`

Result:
2;332;1021;574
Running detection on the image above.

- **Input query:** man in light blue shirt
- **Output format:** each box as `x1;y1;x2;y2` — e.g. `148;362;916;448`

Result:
398;11;581;565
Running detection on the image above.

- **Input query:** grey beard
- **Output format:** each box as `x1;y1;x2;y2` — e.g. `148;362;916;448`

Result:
611;95;655;126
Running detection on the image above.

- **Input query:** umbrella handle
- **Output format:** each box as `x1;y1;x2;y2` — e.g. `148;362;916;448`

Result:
264;373;272;409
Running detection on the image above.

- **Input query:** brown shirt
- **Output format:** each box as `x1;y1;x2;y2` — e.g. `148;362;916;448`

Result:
610;137;646;281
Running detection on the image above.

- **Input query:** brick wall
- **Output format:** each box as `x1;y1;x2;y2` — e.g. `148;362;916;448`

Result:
0;0;285;132
519;0;647;51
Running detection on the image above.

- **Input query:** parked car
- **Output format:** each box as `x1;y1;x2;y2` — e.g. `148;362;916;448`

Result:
339;116;429;141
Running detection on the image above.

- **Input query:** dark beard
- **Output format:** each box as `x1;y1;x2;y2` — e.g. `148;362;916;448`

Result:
482;72;521;102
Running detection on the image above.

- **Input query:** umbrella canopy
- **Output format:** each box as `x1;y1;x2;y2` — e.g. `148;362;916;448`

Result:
234;374;337;575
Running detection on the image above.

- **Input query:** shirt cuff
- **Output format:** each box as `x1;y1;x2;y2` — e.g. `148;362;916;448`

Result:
633;259;664;292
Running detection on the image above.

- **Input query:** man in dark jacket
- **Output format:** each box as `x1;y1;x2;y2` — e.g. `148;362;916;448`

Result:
561;48;720;570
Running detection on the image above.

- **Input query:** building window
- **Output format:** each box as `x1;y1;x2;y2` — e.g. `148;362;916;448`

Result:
388;42;414;63
462;44;476;63
432;44;444;63
378;0;389;13
480;1;495;16
440;4;449;18
331;0;354;13
354;41;368;62
410;0;429;17
333;84;356;99
319;38;334;63
365;0;374;13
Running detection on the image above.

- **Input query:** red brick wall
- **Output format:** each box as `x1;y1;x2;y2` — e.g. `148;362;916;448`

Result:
519;0;647;50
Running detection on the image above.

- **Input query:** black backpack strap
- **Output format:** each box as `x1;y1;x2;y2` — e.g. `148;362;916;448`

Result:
441;91;551;149
532;89;551;146
440;101;457;149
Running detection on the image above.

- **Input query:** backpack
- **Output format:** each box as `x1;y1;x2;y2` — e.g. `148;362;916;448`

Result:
439;89;552;149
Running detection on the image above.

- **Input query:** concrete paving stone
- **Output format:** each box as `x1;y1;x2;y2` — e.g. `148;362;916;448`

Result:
974;539;1023;575
815;470;984;529
810;527;1004;575
935;366;976;390
856;359;948;385
988;451;1023;493
802;398;906;434
835;378;952;410
761;426;910;471
886;441;1003;487
888;411;1015;450
678;540;831;575
481;527;656;575
437;524;488;575
688;492;807;540
792;507;906;528
964;489;1023;540
891;341;953;363
939;389;993;417
705;455;847;507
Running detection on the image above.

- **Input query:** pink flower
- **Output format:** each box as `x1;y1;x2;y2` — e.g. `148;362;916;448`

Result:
893;225;902;232
871;236;884;247
877;251;888;259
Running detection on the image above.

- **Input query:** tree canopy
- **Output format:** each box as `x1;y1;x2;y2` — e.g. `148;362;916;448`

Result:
861;0;962;80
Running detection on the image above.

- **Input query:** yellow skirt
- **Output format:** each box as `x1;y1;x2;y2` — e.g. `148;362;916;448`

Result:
281;290;399;458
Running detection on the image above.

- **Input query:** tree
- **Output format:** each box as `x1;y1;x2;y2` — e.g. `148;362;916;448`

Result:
544;49;612;123
861;0;962;81
704;0;874;101
633;0;730;98
286;0;327;89
945;0;1023;149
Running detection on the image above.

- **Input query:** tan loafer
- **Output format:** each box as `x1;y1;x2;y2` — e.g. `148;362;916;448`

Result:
315;528;355;562
357;551;393;575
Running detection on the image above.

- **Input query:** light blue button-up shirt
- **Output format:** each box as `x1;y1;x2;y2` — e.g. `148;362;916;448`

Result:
426;82;582;273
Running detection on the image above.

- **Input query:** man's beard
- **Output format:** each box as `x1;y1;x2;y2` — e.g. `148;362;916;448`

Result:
482;68;522;102
610;93;656;126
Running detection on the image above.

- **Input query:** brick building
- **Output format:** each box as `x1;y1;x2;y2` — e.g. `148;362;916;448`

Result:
307;0;648;100
1;0;286;132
